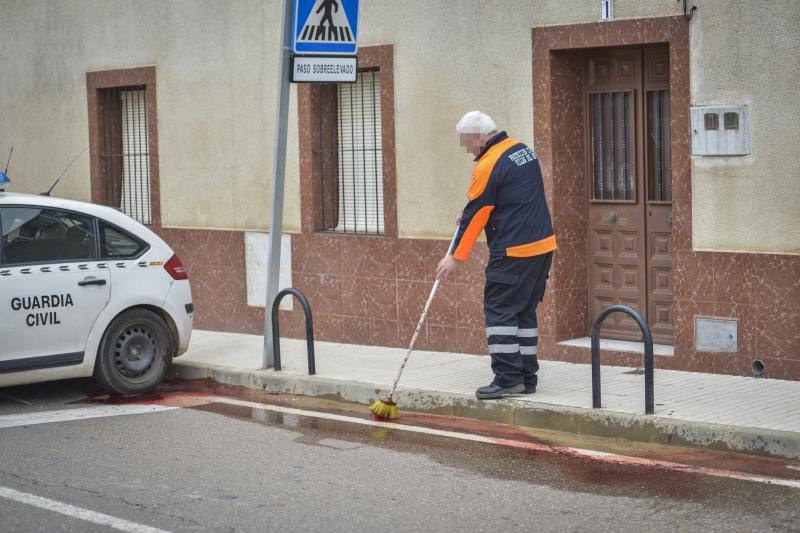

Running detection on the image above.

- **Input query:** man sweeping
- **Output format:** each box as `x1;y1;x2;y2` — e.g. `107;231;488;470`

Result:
437;111;557;400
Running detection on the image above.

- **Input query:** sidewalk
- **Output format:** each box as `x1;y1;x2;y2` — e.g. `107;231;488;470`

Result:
172;330;800;460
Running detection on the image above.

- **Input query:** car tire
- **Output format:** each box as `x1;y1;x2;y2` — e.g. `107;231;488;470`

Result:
94;308;173;395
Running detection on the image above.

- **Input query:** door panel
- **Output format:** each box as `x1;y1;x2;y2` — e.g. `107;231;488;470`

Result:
0;266;111;362
586;48;647;341
644;48;674;344
586;46;673;344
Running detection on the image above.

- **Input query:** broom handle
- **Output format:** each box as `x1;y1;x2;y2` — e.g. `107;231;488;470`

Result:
388;225;460;400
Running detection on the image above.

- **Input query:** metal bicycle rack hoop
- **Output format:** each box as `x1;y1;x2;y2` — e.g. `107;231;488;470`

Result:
591;304;655;415
271;288;316;375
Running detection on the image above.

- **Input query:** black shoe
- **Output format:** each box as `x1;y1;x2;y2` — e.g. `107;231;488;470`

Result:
475;383;525;399
523;384;537;394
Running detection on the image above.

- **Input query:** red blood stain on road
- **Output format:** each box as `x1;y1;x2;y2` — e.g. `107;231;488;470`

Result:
82;379;800;488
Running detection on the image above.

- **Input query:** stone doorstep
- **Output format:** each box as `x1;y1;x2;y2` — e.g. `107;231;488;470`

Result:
170;360;800;461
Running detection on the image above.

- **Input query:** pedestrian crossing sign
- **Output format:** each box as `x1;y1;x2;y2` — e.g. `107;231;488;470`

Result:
292;0;359;55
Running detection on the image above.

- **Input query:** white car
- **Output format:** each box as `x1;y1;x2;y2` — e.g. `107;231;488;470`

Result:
0;191;192;394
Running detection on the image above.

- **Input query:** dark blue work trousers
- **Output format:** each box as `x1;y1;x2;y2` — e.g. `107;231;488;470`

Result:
483;252;553;389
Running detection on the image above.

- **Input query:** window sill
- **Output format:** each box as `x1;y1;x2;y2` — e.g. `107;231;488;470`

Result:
315;230;386;237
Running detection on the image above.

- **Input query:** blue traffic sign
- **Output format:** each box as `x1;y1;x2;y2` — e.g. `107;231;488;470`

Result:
292;0;359;55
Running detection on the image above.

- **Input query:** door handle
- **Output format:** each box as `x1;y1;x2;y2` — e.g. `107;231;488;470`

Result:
666;212;673;224
78;277;107;287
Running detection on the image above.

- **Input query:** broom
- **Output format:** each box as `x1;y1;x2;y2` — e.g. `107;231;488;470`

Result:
370;225;460;420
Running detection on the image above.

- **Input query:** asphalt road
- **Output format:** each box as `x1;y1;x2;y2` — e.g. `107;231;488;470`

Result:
0;379;798;533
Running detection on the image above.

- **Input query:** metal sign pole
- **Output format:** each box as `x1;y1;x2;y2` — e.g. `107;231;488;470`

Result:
263;0;294;369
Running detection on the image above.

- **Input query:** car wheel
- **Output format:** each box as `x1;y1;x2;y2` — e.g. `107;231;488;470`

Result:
94;309;173;394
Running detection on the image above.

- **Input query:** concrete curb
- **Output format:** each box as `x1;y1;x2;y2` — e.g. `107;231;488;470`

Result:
171;360;800;460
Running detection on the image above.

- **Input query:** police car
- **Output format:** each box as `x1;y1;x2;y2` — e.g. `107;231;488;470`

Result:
0;175;192;394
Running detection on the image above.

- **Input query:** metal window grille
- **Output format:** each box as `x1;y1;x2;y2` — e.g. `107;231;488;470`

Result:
647;90;672;202
98;86;152;224
590;91;634;201
315;70;383;234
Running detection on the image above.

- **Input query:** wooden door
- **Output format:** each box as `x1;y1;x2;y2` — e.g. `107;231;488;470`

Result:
585;46;674;344
643;48;674;344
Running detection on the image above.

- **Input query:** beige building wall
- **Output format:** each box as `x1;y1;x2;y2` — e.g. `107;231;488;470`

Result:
0;0;303;233
3;1;798;254
363;0;799;254
689;0;800;254
359;0;681;239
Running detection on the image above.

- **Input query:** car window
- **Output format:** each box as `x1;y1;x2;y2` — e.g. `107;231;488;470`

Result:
100;222;147;258
0;207;96;265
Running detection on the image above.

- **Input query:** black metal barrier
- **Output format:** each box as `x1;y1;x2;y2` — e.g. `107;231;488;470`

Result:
591;305;654;414
271;288;315;375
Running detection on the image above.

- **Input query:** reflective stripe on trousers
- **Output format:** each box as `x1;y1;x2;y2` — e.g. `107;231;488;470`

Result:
483;252;552;388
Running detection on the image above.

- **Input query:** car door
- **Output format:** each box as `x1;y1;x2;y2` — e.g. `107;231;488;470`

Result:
0;206;111;371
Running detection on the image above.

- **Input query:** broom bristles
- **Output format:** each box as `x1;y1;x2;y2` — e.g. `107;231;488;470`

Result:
369;398;400;420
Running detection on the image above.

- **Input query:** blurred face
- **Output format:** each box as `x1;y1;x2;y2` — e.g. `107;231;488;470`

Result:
459;132;485;157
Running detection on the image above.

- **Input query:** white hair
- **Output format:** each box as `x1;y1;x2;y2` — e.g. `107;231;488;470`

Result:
455;110;497;135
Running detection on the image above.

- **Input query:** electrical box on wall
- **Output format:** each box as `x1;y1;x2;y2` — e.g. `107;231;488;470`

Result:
695;317;738;352
691;105;751;156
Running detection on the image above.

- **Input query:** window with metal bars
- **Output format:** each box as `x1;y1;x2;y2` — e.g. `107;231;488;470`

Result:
313;69;383;234
98;86;152;224
647;90;672;202
589;91;635;201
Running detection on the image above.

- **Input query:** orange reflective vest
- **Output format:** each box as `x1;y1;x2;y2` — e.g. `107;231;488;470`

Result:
453;132;557;261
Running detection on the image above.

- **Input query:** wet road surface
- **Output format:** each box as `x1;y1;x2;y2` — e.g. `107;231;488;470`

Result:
0;379;798;532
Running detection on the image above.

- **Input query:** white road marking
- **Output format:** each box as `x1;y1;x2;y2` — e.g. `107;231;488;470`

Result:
569;447;616;457
208;396;800;490
216;396;518;444
0;486;170;533
0;405;177;429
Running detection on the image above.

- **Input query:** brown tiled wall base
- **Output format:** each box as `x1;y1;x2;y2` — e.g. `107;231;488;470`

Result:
540;244;800;382
154;227;491;355
287;233;488;354
156;228;264;333
672;251;800;379
155;227;799;380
